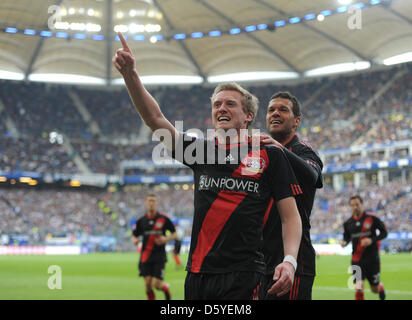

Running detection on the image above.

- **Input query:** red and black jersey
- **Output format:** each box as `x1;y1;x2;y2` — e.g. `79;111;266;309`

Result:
132;212;176;264
343;211;387;263
262;135;323;276
171;133;301;274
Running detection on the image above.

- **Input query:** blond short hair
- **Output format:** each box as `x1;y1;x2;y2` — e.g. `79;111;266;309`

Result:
210;82;259;127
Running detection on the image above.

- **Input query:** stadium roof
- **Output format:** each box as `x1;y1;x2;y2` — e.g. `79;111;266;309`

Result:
1;0;412;84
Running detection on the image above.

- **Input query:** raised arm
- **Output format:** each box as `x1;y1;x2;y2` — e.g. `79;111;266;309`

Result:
113;32;178;150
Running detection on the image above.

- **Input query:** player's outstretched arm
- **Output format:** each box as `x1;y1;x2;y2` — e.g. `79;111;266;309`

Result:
112;32;178;150
267;196;302;296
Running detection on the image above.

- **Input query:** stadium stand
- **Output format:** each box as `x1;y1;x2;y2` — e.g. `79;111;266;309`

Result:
0;63;411;247
1;64;411;175
73;87;143;139
0;81;93;140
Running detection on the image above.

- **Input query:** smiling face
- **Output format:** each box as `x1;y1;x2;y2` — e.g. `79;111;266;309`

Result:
266;97;300;144
211;90;253;132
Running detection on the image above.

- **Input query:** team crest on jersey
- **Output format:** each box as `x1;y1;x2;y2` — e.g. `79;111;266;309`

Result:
363;221;372;230
241;156;266;173
155;220;164;229
363;217;373;230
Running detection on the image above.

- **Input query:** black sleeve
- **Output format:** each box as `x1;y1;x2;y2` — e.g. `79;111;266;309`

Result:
169;132;205;168
132;220;141;237
371;216;388;242
165;217;176;234
284;148;323;188
343;222;351;243
266;146;302;202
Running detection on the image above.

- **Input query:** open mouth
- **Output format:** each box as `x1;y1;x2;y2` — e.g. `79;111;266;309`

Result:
218;116;231;122
270;119;282;125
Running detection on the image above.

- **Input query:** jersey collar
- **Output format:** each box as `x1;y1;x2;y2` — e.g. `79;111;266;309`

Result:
146;211;158;220
284;134;298;149
215;136;250;149
352;211;365;221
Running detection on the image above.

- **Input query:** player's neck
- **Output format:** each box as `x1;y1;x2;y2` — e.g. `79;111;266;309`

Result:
146;210;156;218
353;211;364;220
215;129;249;145
271;132;296;147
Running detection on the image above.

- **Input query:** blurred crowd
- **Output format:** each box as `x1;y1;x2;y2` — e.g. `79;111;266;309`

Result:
0;136;77;174
0;186;194;238
0;63;411;238
74;87;142;139
0;179;410;241
0;188;116;239
0;81;92;140
0;64;411;175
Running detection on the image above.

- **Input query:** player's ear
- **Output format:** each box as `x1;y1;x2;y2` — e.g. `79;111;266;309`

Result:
246;112;254;125
294;116;301;130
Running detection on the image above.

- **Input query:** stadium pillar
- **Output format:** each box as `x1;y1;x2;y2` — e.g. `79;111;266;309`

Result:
105;0;114;85
354;172;366;189
401;169;407;184
333;174;345;191
377;170;389;187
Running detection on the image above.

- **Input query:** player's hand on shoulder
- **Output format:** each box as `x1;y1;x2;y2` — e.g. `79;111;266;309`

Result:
267;262;295;297
252;132;283;148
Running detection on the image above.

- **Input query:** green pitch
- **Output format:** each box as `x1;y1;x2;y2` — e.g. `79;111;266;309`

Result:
0;252;411;300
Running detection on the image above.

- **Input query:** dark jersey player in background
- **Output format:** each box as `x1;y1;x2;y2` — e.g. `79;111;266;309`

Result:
342;195;388;300
257;92;323;300
132;193;177;300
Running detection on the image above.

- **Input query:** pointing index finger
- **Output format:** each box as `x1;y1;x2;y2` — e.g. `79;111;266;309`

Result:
118;32;131;52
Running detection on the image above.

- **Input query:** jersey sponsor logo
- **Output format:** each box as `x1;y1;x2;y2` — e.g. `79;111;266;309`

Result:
351;231;372;239
198;174;259;194
143;230;163;236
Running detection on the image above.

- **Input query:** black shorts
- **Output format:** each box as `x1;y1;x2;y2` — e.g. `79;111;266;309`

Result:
351;259;381;286
139;260;166;280
174;240;182;255
184;271;262;300
259;274;315;300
